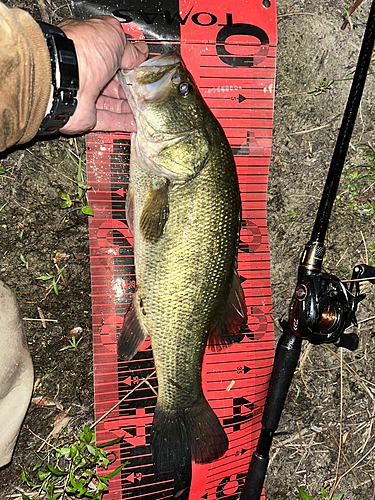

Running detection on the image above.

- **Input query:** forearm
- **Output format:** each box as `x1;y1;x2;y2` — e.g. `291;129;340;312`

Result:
0;2;51;152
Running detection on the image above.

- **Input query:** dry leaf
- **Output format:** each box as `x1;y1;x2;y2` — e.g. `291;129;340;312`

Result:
74;253;88;263
31;396;63;411
274;156;284;169
69;326;83;338
53;252;70;264
37;306;46;329
51;412;71;438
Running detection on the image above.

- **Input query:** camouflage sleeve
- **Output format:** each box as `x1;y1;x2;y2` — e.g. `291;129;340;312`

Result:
0;2;51;152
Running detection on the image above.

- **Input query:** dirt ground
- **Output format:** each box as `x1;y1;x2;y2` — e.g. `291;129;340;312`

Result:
0;0;375;499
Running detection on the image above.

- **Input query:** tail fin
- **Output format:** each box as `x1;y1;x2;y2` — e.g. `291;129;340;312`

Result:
189;400;228;464
151;398;228;496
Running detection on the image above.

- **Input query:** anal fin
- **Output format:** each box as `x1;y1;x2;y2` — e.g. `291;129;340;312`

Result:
208;270;247;350
117;293;149;360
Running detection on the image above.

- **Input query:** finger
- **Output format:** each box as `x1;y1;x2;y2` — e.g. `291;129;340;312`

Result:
100;80;126;100
60;99;96;134
96;95;133;115
121;41;148;70
91;109;137;132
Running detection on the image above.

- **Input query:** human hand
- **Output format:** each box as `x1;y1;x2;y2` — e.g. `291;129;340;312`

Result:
58;16;148;134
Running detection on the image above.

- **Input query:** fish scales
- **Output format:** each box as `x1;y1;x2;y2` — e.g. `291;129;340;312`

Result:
133;128;240;406
118;51;247;496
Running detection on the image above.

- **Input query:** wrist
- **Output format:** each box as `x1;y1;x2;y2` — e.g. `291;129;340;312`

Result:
37;22;79;136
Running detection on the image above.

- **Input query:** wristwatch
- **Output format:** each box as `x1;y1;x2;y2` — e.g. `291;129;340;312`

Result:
38;22;79;135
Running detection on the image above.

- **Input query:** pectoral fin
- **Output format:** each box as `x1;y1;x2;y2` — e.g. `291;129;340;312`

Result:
117;293;149;360
140;183;169;244
207;271;248;350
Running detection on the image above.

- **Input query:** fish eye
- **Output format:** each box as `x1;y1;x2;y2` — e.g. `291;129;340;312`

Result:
178;82;191;97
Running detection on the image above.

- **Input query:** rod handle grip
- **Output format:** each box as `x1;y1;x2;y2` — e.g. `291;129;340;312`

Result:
262;323;302;430
240;453;268;500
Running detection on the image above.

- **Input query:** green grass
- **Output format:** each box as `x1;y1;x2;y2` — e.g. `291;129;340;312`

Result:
21;425;126;500
336;148;375;216
297;486;344;500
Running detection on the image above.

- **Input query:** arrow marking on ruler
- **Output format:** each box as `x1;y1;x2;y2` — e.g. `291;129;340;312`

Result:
124;472;135;483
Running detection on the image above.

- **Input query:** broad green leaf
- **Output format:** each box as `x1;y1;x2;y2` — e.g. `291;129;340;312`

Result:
100;456;111;468
61;200;72;209
77;485;88;495
32;460;44;471
82;205;94;216
21;469;37;488
47;482;55;500
93;478;109;499
82;426;93;443
47;464;68;476
58;447;71;456
70;444;78;459
60;192;72;208
87;444;97;456
68;469;78;489
60;192;70;201
297;487;314;500
320;488;330;499
38;470;51;481
78;182;92;191
65;486;78;494
98;478;109;491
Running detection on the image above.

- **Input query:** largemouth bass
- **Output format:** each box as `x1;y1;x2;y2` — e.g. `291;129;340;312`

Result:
118;51;247;495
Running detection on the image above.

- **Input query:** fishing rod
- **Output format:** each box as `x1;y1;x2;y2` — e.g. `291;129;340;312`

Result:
240;1;375;498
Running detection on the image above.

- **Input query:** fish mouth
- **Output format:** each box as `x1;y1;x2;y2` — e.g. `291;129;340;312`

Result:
138;51;181;68
120;51;183;105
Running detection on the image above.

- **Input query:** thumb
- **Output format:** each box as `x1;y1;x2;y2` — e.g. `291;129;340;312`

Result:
121;41;148;70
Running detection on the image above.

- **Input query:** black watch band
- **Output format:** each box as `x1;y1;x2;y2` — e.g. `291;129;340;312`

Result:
38;22;79;136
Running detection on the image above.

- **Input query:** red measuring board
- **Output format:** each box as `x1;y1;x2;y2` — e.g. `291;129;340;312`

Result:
82;0;277;497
